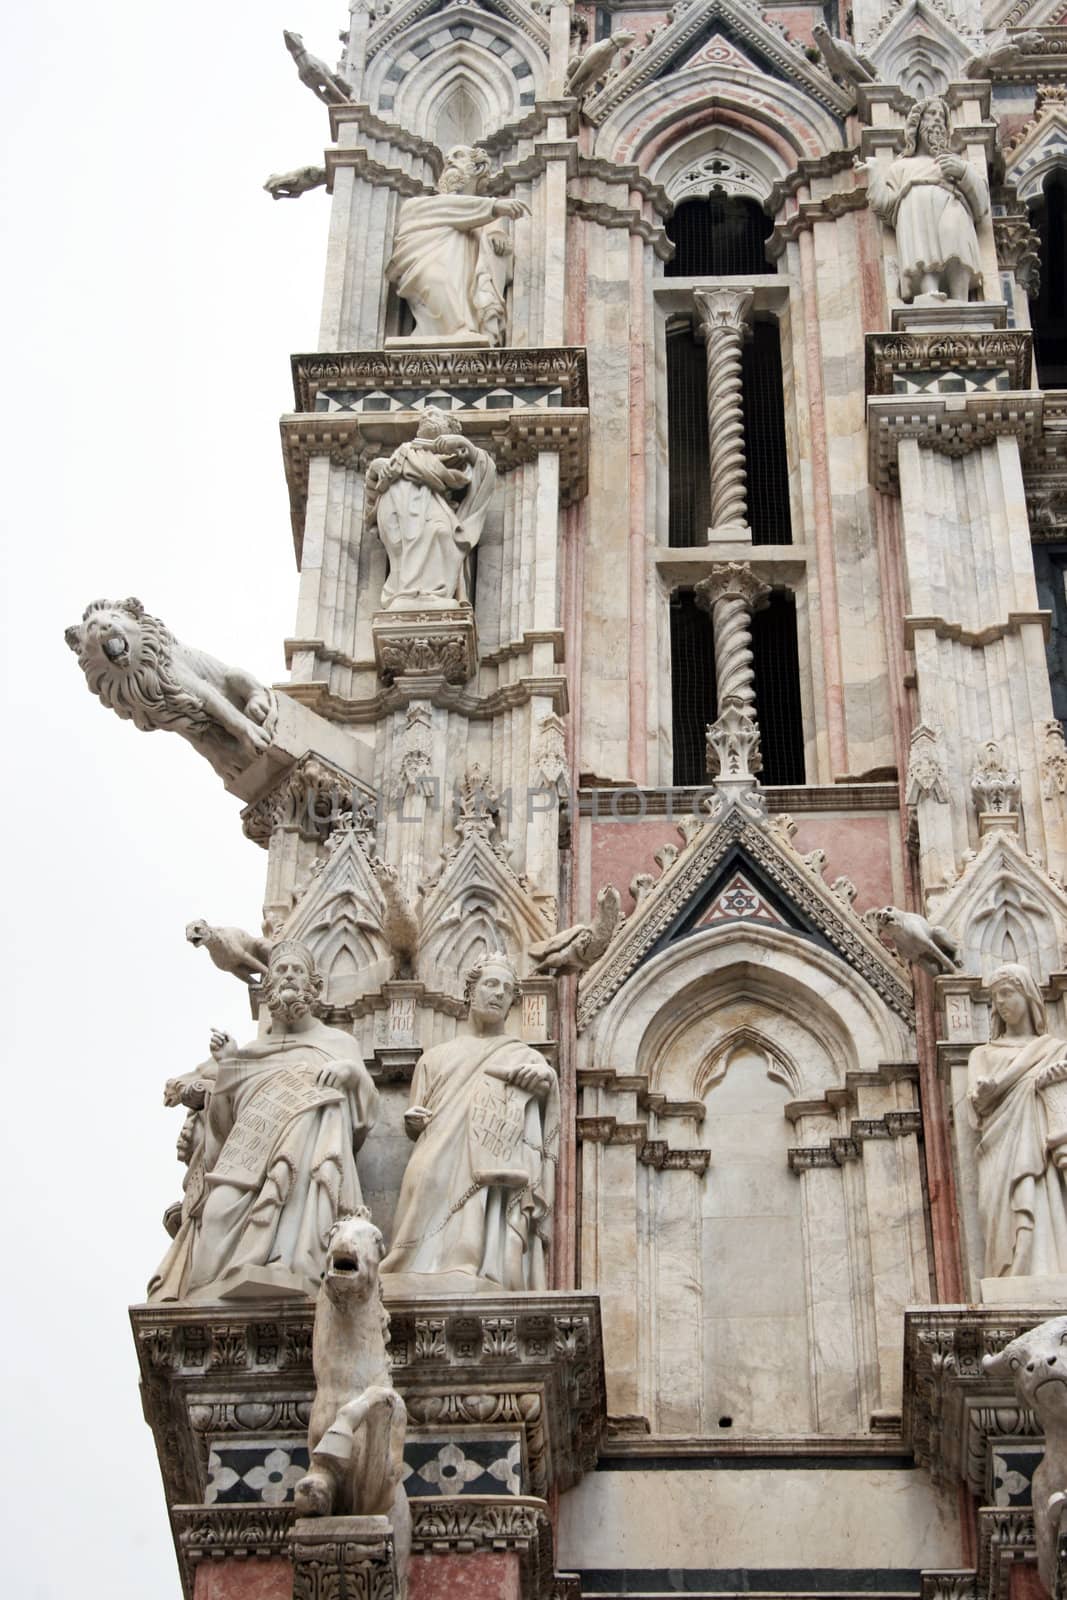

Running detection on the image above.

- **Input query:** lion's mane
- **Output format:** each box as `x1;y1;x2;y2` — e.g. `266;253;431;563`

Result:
67;598;215;737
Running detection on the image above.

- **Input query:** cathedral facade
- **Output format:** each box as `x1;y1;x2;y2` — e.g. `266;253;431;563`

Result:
65;1;1067;1596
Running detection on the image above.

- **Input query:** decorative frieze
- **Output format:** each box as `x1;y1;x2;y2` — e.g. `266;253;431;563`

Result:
867;393;1044;495
133;1295;604;1511
372;608;478;685
290;1515;398;1600
291;348;588;414
788;1110;923;1171
865;333;1033;396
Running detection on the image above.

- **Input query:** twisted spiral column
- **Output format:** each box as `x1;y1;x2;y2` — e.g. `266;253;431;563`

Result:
693;287;755;535
695;562;770;778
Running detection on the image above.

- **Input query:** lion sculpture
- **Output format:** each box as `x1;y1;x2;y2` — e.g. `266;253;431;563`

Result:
983;1316;1067;1593
64;597;275;783
294;1209;411;1596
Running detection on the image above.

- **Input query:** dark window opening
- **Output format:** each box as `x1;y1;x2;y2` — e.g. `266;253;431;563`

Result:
665;194;774;278
666;325;711;547
742;318;792;545
670;591;717;785
1032;543;1067;730
752;592;805;785
1032;173;1067;388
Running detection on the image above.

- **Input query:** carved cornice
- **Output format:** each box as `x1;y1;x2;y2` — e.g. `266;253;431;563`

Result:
173;1504;295;1597
767;189;868;257
866;333;1034;395
325;148;431;197
280;672;569;726
565;196;673;259
904;612;1051;648
282;411;588;558
575;782;900;816
765;149;860;215
902;1307;1065;1495
787;1109;923;1171
867;394;1043;495
291;348;589;414
327;102;443;166
978;1507;1038;1600
574;156;672;216
133;1294;604;1510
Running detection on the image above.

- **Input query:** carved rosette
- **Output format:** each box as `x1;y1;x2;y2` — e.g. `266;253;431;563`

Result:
372;608;478;685
693;287;755;532
695;562;770;779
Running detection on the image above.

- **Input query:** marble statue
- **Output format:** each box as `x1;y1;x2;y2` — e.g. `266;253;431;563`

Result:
295;1210;411;1595
968;964;1067;1279
65;596;275;783
528;884;623;974
381;953;560;1294
385;145;528;345
282;30;352;106
862;96;988;303
365;410;496;611
565;31;636;101
264;165;327;200
149;940;379;1303
870;906;961;975
186;919;271;986
983;1316;1067;1593
811;23;875;88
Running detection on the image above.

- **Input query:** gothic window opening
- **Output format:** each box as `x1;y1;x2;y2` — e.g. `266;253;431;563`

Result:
667;324;711;547
665;193;774;277
742;318;792;545
1032;173;1067;387
1032;542;1067;730
752;591;805;785
670;590;717;784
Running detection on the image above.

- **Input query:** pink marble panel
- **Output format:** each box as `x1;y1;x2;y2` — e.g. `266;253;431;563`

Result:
193;1558;292;1600
409;1551;522;1600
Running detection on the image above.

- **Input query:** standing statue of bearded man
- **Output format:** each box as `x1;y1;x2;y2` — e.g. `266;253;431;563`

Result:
386;145;529;345
863;96;988;304
149;940;379;1303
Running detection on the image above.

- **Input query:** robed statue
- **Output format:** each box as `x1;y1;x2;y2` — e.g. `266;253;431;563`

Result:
365;410;496;611
968;963;1067;1280
381;953;560;1295
385;145;528;345
863;96;988;304
150;940;379;1302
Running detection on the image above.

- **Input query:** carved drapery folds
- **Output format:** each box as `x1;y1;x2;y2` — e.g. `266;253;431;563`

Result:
692;288;755;536
695;561;770;783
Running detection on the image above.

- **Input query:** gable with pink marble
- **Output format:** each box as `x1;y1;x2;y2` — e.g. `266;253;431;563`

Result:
789;814;902;912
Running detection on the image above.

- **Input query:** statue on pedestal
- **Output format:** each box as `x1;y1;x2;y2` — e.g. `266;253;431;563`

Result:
149;941;379;1302
968;963;1067;1279
862;96;988;304
385;145;528;345
365;410;496;611
381;954;560;1294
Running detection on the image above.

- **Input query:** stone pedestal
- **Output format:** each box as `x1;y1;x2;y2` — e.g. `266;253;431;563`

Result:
290;1515;398;1600
372;608;478;686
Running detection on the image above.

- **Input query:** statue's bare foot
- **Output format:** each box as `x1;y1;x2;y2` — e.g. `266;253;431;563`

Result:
294;1470;334;1516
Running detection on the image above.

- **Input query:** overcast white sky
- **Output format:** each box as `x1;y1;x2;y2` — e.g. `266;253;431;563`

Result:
1;5;346;1593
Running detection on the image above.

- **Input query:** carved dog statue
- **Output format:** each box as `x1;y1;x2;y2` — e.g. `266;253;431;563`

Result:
869;906;961;977
983;1316;1067;1592
294;1210;411;1594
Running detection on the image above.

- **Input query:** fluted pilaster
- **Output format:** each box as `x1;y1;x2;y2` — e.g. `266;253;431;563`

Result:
693;287;755;536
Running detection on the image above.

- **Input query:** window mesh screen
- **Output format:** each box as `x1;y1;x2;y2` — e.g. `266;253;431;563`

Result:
742;320;792;545
670;591;717;785
1033;176;1067;388
665;195;774;278
667;326;711;547
752;592;805;785
1032;542;1067;728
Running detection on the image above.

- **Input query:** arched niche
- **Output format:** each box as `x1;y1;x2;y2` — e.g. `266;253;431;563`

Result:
580;926;922;1437
366;10;546;140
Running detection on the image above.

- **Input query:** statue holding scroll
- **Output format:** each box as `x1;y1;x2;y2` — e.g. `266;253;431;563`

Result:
381;953;560;1294
968;963;1067;1279
149;940;379;1302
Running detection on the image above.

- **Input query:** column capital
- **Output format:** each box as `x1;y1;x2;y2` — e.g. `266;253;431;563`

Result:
694;561;771;614
692;286;755;336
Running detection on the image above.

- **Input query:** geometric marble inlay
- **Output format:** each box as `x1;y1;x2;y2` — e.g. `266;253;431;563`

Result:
692;868;790;930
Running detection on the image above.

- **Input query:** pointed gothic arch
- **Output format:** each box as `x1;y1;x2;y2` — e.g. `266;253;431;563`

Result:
365;8;546;138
